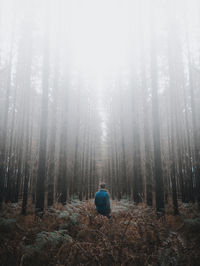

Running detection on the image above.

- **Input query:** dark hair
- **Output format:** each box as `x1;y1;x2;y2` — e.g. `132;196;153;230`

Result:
100;182;106;189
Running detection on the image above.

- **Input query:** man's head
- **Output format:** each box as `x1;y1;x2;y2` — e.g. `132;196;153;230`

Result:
100;182;106;189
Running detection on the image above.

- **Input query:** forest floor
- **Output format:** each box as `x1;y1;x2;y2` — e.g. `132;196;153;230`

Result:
0;199;200;266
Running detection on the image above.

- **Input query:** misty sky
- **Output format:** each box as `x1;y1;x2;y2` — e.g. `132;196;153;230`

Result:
0;0;200;141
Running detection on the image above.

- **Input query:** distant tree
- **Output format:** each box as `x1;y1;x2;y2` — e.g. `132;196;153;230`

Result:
149;5;165;214
35;19;50;213
47;52;60;207
21;21;33;215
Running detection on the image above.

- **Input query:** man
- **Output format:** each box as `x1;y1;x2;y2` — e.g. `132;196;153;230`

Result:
95;183;111;218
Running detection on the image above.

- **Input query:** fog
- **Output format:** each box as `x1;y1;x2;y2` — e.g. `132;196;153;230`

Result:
0;0;200;211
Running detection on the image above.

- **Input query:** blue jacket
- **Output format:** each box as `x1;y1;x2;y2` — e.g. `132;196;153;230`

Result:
95;190;110;215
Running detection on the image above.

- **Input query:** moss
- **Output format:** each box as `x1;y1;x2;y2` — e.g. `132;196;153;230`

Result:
184;218;200;233
58;210;70;219
112;205;129;213
0;218;17;232
69;213;79;225
25;230;72;255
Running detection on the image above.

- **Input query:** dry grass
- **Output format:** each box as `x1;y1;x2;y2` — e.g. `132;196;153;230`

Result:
0;199;200;266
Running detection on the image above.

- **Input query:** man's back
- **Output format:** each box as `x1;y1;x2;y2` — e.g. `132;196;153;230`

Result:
95;189;110;216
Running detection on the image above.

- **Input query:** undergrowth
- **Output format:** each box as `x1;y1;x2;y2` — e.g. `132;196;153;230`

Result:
0;199;200;266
